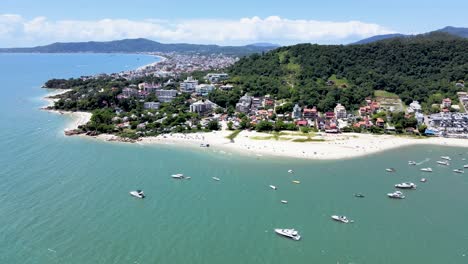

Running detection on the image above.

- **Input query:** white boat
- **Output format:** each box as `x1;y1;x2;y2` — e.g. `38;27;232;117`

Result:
386;168;396;172
387;191;405;199
453;169;464;174
212;177;220;181
441;156;451;161
331;215;350;224
281;200;288;204
274;228;301;241
269;185;277;190
395;182;417;189
464;164;468;168
129;190;145;199
408;161;417;166
288;169;294;174
171;174;185;179
420;178;427;183
437;161;450;166
420;168;433;172
200;143;210;148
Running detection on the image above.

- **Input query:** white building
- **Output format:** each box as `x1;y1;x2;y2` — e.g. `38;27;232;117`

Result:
334;103;347;119
407;101;422;114
195;84;215;96
205;73;229;83
144;102;160;110
292;104;302;119
236;94;252;113
155;89;177;103
189;100;218;115
180;76;198;93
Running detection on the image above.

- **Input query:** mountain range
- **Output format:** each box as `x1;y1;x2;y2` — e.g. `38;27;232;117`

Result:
0;38;279;56
352;26;468;44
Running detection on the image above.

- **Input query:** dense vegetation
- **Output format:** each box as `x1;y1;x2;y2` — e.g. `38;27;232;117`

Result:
218;33;468;112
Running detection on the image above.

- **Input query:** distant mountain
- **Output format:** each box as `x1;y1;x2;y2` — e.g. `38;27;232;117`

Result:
0;38;277;56
352;26;468;44
247;42;281;48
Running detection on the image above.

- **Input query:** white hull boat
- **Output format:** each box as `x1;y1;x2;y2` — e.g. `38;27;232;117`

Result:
420;168;433;172
269;185;277;190
394;182;417;189
171;174;185;179
441;156;451;161
129;190;145;199
331;215;350;223
453;169;464;174
212;177;220;181
437;161;450;166
274;228;301;240
388;191;405;199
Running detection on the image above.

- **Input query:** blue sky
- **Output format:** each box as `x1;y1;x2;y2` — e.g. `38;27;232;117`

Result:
1;0;467;47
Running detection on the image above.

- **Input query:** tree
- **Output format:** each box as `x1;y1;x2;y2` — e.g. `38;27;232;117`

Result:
255;121;274;132
207;121;220;131
227;121;234;130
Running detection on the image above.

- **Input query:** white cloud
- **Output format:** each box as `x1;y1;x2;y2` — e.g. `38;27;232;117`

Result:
0;14;395;47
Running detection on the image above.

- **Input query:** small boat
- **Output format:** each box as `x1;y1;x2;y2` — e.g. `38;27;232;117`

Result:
386;168;396;172
292;180;300;184
437;161;450;166
453;169;464;174
420;168;433;172
269;185;277;190
441;156;451;161
394;182;417;189
281;200;288;204
212;177;220;181
408;161;417;166
274;228;301;241
331;215;350;224
171;174;185;179
464;164;468;168
354;193;365;198
288;169;294;174
129;190;145;199
387;191;405;199
185;176;191;180
200;143;210;148
420;178;427;182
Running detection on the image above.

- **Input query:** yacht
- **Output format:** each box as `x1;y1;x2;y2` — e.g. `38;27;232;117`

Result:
464;164;468;168
274;228;301;241
386;168;396;172
331;215;350;223
387;191;405;199
420;178;427;183
171;174;185;179
281;200;288;204
441;156;451;161
288;169;294;174
292;180;300;184
269;185;277;190
408;161;417;166
437;161;450;166
420;168;433;172
212;177;220;181
129;190;145;199
200;143;210;148
395;182;417;189
354;193;365;198
453;169;464;174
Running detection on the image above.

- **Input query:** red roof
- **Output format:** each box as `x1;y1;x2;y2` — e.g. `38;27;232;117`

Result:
296;120;308;126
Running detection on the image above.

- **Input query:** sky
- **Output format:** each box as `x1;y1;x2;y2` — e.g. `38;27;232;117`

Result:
0;0;467;47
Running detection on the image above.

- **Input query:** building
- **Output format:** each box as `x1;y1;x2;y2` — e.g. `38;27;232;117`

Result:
303;107;318;119
415;112;424;125
442;98;452;109
180;76;198;93
195;84;215;96
407;100;422;114
143;102;160;110
325;112;335;119
155;89;177;103
138;82;161;93
122;87;138;97
236;94;252;113
219;84;234;90
292;104;302;119
205;73;229;83
334;103;347;119
189;100;217;115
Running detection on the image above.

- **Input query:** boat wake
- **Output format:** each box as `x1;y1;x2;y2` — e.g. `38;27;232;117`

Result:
416;158;430;165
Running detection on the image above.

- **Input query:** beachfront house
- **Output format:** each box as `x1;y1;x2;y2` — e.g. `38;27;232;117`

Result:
334;103;347;119
303;107;318;120
180;76;198;93
407;100;422;114
236;94;252;113
189;100;218;115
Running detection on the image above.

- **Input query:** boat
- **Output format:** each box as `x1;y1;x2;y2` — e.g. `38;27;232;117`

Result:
441;156;451;161
200;143;210;148
281;200;288;204
437;161;450;166
387;191;405;199
288;169;294;174
394;182;417;189
453;169;464;174
408;161;417;166
274;228;301;241
212;177;220;181
171;174;185;179
420;178;427;182
292;180;300;184
420;168;433;172
331;215;350;224
354;193;365;198
269;185;277;190
129;190;145;199
464;164;468;168
386;168;396;172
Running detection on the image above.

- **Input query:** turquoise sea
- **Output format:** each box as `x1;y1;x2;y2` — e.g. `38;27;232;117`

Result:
1;53;468;264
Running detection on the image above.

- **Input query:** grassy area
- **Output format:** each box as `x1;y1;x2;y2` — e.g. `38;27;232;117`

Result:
292;138;325;142
374;90;400;99
458;102;466;113
328;74;349;87
226;130;242;141
251;136;274;140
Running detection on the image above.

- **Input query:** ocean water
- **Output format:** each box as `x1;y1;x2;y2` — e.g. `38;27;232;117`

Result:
1;53;468;264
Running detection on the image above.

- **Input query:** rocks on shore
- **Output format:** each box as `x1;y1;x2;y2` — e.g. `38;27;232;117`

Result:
64;129;83;136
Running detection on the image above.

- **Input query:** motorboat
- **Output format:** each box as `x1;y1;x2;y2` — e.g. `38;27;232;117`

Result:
408;161;417;166
394;182;417;189
200;143;210;148
281;200;288;204
331;215;350;223
420;178;427;182
441;156;451;161
354;193;365;198
437;161;450;166
464;164;468;168
212;177;220;181
386;168;396;172
171;174;185;179
269;185;277;190
387;191;405;199
288;169;294;174
420;168;433;172
129;190;145;199
274;228;301;241
453;169;464;174
292;180;300;184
